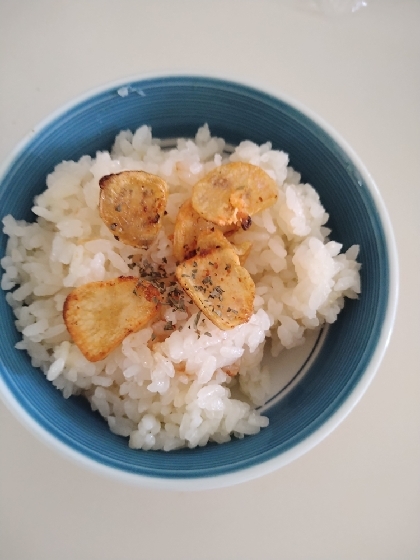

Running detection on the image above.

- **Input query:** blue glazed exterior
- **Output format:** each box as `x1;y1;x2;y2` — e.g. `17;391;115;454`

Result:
0;76;392;481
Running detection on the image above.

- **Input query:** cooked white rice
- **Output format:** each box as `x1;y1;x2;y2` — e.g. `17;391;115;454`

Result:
0;125;361;450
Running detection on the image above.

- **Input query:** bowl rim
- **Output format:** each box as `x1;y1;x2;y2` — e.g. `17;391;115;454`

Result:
0;72;399;490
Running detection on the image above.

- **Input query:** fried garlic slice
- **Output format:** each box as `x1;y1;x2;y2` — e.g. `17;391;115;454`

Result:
99;171;168;247
173;198;237;263
197;229;252;266
63;277;161;362
191;162;278;226
175;247;255;330
233;241;252;265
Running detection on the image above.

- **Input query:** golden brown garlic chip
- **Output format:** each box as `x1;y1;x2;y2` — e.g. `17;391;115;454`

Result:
191;162;278;227
175;247;255;330
63;277;161;362
99;171;168;247
233;241;252;266
197;229;252;266
173;198;237;263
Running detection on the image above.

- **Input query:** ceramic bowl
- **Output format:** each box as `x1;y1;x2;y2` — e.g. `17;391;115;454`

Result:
0;75;398;489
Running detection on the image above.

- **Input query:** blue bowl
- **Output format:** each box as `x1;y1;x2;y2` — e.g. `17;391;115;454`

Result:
0;75;398;489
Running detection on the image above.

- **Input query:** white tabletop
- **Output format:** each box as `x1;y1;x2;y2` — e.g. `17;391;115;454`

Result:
1;2;419;559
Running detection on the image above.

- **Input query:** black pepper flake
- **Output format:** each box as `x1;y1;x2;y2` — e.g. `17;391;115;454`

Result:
115;204;122;212
197;285;205;292
114;235;120;241
194;311;202;329
110;223;118;231
241;216;252;230
209;286;223;300
204;332;212;337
